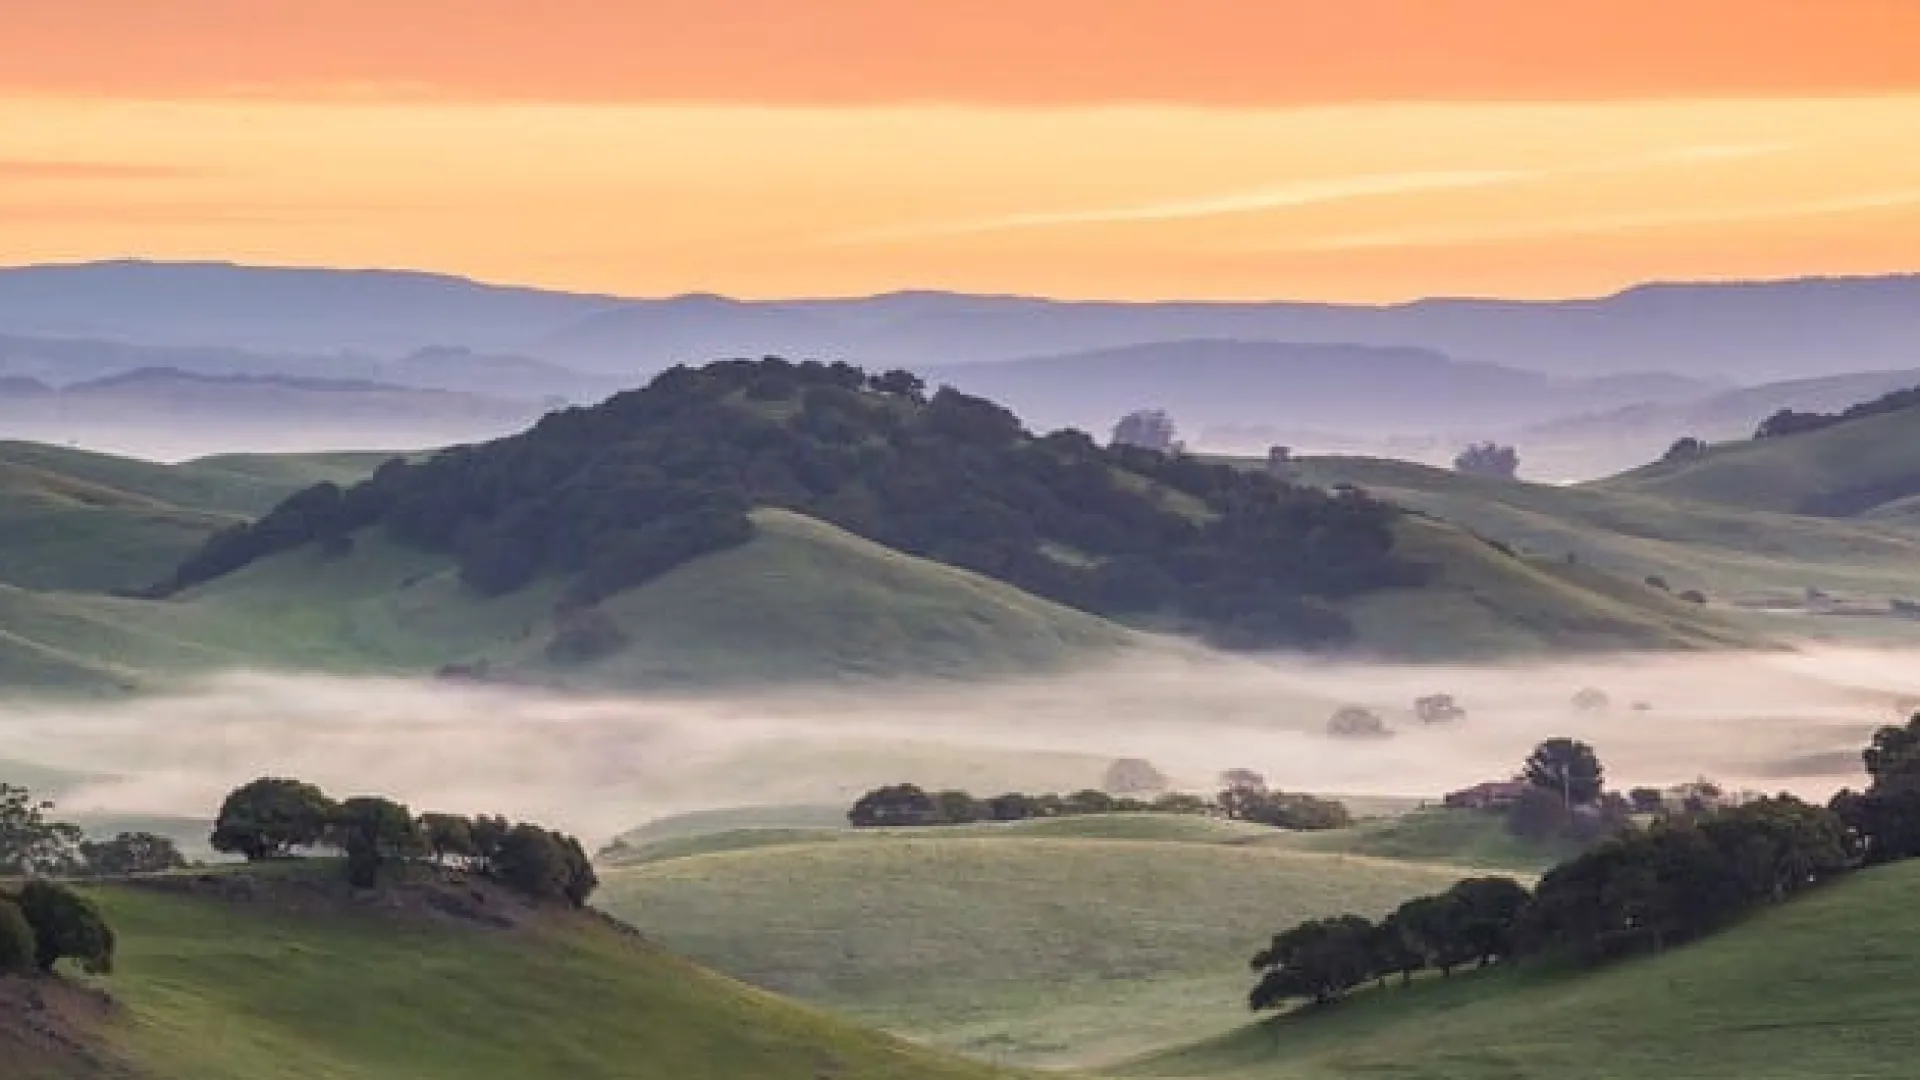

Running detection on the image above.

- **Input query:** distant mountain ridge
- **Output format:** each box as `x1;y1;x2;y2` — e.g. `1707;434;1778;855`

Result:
3;260;1916;380
0;366;548;460
922;339;1725;438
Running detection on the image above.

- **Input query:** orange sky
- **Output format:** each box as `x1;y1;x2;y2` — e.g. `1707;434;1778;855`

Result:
6;0;1920;300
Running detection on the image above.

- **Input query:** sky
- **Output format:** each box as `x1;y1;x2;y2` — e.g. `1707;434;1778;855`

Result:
6;0;1920;301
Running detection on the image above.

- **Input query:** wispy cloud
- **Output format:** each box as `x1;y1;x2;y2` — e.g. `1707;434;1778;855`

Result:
1285;189;1920;251
832;169;1537;244
832;141;1798;246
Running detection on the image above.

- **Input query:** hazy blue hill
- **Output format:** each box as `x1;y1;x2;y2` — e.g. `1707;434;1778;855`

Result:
0;260;624;355
923;340;1719;438
6;261;1918;379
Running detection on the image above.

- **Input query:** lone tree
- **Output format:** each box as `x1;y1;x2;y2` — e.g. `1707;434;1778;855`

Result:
334;796;424;888
1523;738;1605;809
1249;914;1378;1008
0;784;84;877
418;813;478;863
493;824;598;907
79;832;187;876
1102;757;1169;795
13;880;115;975
1218;768;1268;793
210;777;337;861
1659;436;1709;464
1453;442;1520;480
1327;706;1392;739
847;783;940;827
1110;409;1179;453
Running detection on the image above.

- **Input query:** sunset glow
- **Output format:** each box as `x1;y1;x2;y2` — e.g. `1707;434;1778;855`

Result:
7;0;1919;300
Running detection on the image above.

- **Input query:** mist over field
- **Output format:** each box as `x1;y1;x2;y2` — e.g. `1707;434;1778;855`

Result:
2;646;1912;846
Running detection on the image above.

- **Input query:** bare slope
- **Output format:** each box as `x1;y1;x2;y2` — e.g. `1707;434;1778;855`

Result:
3;872;1020;1080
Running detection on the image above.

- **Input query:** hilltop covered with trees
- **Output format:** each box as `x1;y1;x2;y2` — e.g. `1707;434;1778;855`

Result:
845;777;1352;831
160;359;1427;649
1245;714;1920;1014
208;777;597;906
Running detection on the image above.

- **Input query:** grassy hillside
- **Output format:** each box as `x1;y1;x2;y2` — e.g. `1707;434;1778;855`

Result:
1273;808;1580;873
597;832;1476;1067
10;876;1020;1080
0;441;385;592
0;508;1138;693
1597;402;1920;516
1334;516;1759;657
1123;859;1920;1079
1286;456;1920;606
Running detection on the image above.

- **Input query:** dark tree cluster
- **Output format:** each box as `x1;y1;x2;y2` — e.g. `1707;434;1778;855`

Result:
160;358;1427;651
2;784;184;881
1250;794;1851;1011
1753;385;1920;442
1452;442;1520;480
208;778;596;907
0;785;120;977
1525;795;1848;962
1245;716;1920;1015
0;881;116;977
1829;712;1920;865
1249;876;1531;1009
846;781;1349;831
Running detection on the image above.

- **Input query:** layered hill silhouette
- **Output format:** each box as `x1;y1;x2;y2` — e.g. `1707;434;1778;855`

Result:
5;261;1917;381
162;359;1430;653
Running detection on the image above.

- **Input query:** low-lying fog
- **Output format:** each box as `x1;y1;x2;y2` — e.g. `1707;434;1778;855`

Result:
3;646;1915;847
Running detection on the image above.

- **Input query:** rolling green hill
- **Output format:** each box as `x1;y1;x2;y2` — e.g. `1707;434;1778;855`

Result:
1122;858;1920;1080
1284;456;1920;608
1334;515;1760;657
0;508;1139;693
1597;401;1920;517
0;441;386;593
597;831;1478;1068
7;874;1020;1080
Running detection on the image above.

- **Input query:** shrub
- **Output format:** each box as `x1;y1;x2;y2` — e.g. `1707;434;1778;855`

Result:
1102;758;1169;795
545;606;629;663
210;777;336;861
0;898;35;975
14;881;114;975
1327;706;1391;739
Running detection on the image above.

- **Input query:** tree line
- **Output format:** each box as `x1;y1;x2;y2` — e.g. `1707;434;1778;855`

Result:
159;358;1429;651
1;784;134;978
846;779;1352;831
210;777;598;907
1248;714;1920;1013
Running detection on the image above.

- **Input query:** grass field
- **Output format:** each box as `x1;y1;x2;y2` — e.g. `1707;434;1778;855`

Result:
605;813;1289;866
597;831;1478;1068
0;507;1141;693
1597;404;1920;517
21;878;1023;1080
1339;515;1760;657
1123;859;1920;1079
1273;809;1580;873
1285;456;1920;607
0;441;385;593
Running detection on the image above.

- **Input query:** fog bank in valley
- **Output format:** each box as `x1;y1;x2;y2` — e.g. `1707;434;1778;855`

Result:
1;645;1912;846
